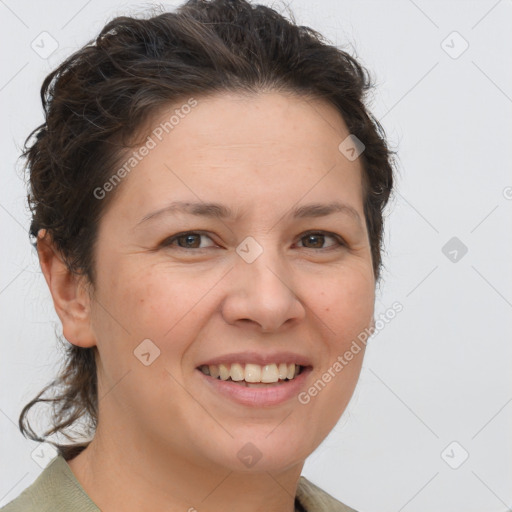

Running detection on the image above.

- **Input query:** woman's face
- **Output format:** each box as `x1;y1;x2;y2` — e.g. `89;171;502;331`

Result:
86;91;375;472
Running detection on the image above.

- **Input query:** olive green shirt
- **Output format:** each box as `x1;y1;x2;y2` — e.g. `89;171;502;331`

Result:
1;455;357;511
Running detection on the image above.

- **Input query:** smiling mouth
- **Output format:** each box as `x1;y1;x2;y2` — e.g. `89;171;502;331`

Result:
197;362;307;386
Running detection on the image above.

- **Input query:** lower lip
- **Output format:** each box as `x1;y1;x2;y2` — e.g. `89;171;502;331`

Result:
196;367;312;407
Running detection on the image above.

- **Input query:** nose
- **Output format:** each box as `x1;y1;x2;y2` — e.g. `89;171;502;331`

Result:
220;245;306;332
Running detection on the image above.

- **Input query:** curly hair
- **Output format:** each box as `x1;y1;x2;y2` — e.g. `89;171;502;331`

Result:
19;0;395;460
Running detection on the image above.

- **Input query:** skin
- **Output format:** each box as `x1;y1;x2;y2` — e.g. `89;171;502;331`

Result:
37;91;375;512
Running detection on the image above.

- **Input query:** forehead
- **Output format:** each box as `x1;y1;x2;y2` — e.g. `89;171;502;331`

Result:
155;91;351;161
105;91;365;224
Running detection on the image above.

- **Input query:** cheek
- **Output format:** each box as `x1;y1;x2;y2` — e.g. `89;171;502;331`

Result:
101;262;220;351
117;269;189;337
90;264;199;400
308;264;373;399
315;267;375;342
303;272;372;438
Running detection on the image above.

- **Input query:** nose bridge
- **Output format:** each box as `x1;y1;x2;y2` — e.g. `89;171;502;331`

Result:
246;244;287;291
239;235;291;297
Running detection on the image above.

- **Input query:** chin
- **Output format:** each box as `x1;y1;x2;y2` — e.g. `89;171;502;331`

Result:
203;433;311;474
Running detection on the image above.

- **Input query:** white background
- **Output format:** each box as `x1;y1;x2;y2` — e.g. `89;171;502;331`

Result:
1;1;511;511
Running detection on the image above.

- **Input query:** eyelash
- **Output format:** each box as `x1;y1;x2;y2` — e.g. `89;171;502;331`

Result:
160;230;346;251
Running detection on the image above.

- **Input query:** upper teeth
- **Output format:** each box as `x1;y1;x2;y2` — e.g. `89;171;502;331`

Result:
199;363;301;383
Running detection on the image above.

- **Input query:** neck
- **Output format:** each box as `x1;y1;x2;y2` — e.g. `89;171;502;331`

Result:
67;426;304;512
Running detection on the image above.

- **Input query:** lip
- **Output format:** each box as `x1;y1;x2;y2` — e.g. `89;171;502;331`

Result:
196;351;312;368
196;366;312;407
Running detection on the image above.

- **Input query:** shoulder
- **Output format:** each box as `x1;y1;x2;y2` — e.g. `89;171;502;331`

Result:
296;475;358;512
0;455;99;512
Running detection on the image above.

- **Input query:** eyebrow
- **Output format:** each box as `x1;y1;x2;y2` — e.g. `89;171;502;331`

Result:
137;200;362;226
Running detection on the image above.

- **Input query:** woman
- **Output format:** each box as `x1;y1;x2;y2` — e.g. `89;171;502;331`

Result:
2;0;394;510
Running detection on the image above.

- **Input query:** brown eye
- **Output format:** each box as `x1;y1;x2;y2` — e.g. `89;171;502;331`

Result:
176;234;201;248
161;231;216;250
297;231;344;250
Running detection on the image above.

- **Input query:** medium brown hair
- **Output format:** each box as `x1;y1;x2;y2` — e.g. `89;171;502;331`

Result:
19;0;395;459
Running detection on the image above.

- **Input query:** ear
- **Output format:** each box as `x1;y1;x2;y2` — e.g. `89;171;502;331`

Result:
37;229;96;348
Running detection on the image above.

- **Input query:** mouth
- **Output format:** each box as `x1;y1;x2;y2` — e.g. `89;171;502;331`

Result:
195;362;313;406
196;362;308;387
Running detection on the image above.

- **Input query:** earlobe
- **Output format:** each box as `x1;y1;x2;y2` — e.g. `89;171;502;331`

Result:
37;229;96;348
